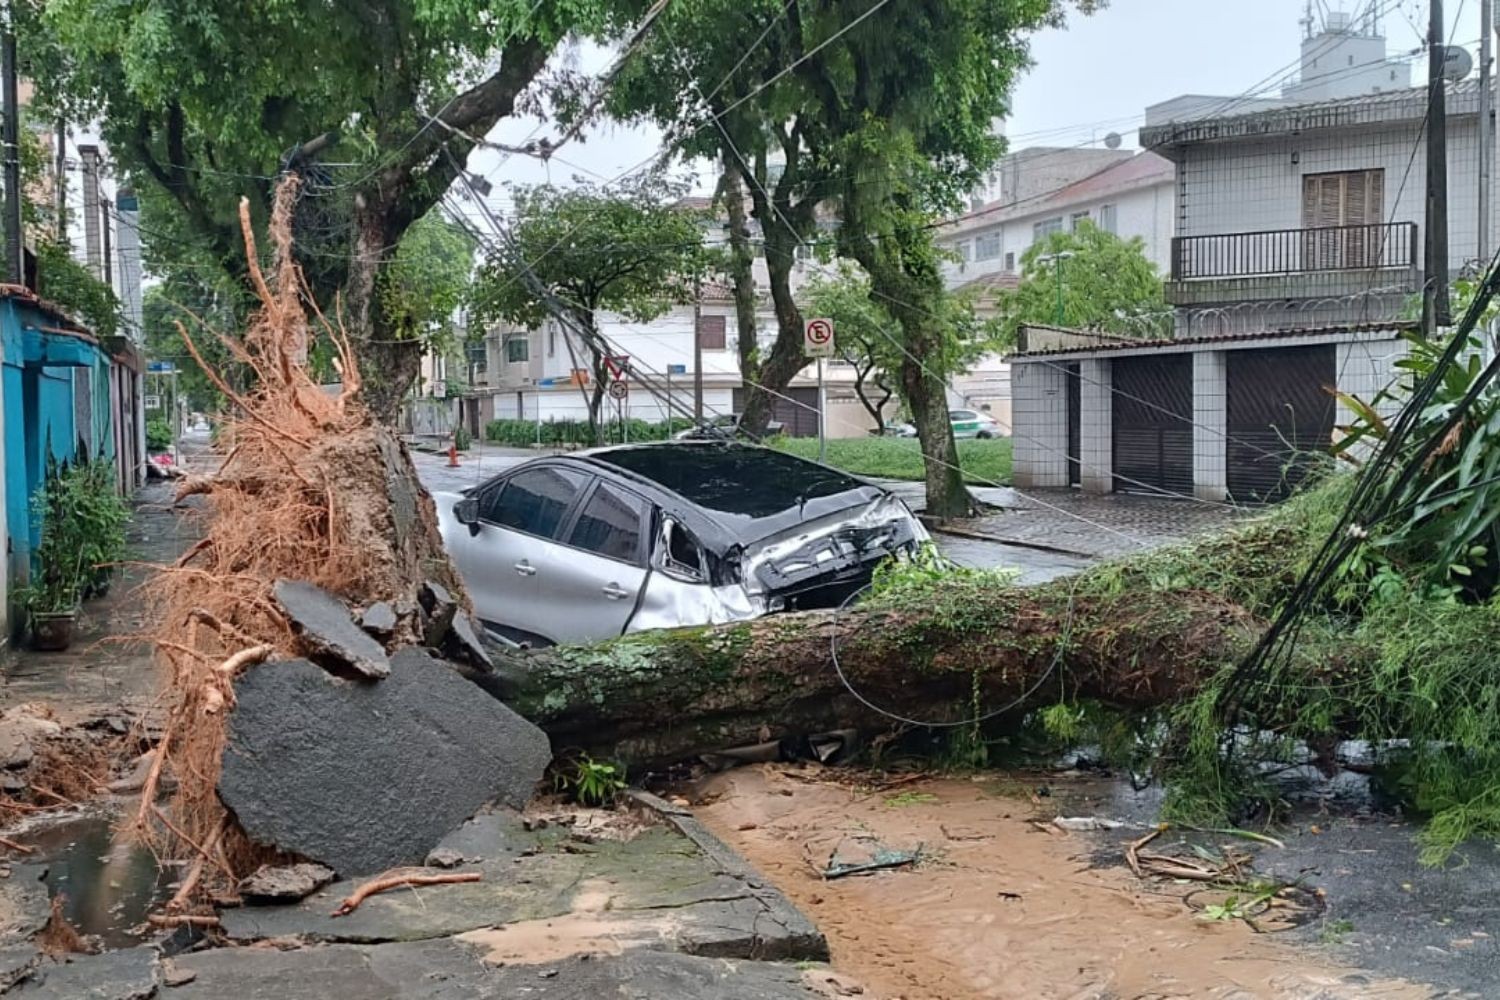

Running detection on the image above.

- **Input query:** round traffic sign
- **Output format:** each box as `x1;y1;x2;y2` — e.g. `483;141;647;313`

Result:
608;380;629;400
806;318;833;345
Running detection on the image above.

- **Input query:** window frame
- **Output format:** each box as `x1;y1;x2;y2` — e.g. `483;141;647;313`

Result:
504;335;530;365
1033;217;1064;240
974;231;1001;261
557;477;653;567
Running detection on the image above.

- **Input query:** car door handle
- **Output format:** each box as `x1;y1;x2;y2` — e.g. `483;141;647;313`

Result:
601;582;630;600
513;561;537;577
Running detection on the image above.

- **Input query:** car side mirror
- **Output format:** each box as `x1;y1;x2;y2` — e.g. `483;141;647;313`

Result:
454;497;480;535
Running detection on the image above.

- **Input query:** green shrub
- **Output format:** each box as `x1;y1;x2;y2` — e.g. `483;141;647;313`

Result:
146;418;174;451
453;423;472;452
484;417;695;447
18;457;130;614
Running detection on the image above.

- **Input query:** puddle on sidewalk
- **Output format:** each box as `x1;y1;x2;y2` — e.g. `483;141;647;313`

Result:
689;765;1430;1000
19;813;171;949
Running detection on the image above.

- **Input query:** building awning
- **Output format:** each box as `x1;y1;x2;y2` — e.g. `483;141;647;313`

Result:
1011;323;1411;362
16;324;102;367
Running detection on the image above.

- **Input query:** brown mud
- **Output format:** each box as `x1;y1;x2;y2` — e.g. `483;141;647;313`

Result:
692;765;1428;1000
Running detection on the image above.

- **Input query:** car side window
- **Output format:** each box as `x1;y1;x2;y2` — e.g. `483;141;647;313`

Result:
481;467;588;539
566;482;648;563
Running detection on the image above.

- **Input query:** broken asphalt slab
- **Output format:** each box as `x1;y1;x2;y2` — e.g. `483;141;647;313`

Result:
239;863;336;905
218;808;826;962
218;649;550;876
6;946;159;999
273;579;391;680
167;941;834;1000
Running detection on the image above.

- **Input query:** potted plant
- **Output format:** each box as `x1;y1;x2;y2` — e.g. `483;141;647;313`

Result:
19;458;129;651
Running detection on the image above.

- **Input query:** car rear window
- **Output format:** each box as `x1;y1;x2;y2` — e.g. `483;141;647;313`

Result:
590;445;868;518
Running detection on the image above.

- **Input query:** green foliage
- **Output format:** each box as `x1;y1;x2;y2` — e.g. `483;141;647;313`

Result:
997;222;1171;345
18;457;130;615
773;437;1013;486
146;418;174;452
379;213;477;347
1333;330;1500;604
871;543;1020;601
32;240;121;338
470;177;715;332
554;754;627;807
484;417;694;447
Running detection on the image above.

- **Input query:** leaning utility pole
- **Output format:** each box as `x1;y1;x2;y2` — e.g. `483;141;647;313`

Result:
1;24;21;285
692;276;704;422
53;120;66;244
1423;0;1452;336
1483;0;1494;260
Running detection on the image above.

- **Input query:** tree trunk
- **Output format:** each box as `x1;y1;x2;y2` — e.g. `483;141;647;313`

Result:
904;344;970;519
346;192;421;425
491;585;1260;765
722;161;761;391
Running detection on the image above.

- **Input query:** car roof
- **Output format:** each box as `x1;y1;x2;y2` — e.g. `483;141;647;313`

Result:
569;442;885;550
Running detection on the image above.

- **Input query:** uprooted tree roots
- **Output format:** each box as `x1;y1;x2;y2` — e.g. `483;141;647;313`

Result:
142;175;459;895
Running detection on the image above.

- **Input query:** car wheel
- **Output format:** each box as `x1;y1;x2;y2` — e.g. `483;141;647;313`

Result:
977;429;995;439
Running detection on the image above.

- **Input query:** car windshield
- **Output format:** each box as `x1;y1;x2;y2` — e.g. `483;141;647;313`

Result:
951;410;976;421
589;444;869;519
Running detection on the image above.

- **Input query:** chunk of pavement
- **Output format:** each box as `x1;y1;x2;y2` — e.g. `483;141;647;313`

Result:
0;943;39;991
418;580;458;647
357;601;397;639
443;612;493;671
238;863;336;905
424;847;465;869
0;867;52;943
273;579;390;680
7;946;159;999
0;709;62;771
218;650;550;876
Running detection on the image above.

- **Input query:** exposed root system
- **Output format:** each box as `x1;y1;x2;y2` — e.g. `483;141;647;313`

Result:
143;175;457;890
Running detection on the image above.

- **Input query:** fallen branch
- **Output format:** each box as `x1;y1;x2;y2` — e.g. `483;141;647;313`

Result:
0;835;34;855
330;870;481;917
1125;824;1164;879
165;819;225;913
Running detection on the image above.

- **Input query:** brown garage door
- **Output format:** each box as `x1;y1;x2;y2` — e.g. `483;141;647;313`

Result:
1112;355;1194;497
1226;345;1336;503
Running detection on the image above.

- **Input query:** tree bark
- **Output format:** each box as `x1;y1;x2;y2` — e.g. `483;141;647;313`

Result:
346;192;422;424
721;160;761;390
491;585;1260;765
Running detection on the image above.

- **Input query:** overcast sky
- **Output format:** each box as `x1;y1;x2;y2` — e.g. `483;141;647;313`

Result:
461;0;1486;204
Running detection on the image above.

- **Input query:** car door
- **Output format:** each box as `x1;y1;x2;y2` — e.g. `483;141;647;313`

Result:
454;465;590;643
536;478;652;641
950;409;981;439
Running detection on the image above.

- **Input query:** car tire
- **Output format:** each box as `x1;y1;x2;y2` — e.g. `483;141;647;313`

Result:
977;430;995;440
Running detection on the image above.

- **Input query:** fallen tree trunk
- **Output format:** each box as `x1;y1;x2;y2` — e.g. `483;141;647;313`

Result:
493;581;1263;764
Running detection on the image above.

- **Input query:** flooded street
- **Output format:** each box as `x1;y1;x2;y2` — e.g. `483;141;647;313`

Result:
690;765;1428;1000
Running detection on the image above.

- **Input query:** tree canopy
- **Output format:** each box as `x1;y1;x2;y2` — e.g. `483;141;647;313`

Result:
997;221;1170;344
21;0;604;419
468;177;716;438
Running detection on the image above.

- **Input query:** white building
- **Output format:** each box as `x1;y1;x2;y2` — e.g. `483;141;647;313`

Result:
935;150;1177;432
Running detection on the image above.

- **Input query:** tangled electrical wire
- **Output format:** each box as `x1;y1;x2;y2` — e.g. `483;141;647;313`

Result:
1218;245;1500;719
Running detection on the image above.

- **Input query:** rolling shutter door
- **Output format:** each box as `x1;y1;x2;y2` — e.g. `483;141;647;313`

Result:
1226;346;1336;503
1111;355;1193;497
1066;364;1081;488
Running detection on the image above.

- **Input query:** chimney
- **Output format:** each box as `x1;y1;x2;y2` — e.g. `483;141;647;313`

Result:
79;144;102;279
115;187;143;343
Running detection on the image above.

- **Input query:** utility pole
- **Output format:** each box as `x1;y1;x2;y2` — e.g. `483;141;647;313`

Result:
1482;0;1493;260
1;25;20;285
53;121;66;244
79;145;103;279
1423;0;1452;336
101;198;113;288
692;276;704;422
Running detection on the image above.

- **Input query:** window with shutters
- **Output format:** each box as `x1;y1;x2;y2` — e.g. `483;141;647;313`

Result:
697;314;726;350
1301;169;1384;269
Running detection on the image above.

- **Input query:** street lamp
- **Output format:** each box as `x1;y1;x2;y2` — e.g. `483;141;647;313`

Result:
1037;250;1075;326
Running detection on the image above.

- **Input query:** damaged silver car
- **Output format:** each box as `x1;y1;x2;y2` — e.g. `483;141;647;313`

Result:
434;442;927;647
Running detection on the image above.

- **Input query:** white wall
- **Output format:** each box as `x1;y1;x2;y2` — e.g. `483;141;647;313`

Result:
1176;115;1495;273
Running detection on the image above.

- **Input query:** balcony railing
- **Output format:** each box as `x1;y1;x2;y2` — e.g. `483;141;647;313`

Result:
1170;222;1418;281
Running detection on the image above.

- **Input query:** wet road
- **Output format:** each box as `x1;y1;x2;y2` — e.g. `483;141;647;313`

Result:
408;445;1092;584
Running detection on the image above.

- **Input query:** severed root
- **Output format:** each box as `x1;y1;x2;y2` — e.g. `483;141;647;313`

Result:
217;644;274;677
330;870;481;917
0;835;34;855
147;913;221;929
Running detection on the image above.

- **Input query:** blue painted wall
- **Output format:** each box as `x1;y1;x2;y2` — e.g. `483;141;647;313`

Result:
2;296;117;589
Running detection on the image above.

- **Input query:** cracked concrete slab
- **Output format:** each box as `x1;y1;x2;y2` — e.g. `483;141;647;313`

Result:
217;808;825;962
167;940;830;999
274;580;391;680
0;867;51;943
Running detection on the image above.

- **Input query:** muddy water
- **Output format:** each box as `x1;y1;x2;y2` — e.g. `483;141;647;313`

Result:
20;813;169;949
693;766;1428;1000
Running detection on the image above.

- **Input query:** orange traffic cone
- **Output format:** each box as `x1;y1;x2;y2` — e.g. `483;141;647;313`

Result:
447;443;460;468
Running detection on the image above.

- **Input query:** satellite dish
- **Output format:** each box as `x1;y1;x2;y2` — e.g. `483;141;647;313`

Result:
1103;132;1123;150
1443;46;1474;82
